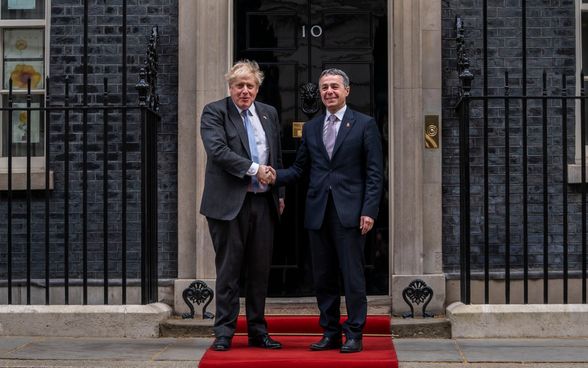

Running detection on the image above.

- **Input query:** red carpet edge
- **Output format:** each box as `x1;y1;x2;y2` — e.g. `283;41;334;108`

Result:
199;315;398;368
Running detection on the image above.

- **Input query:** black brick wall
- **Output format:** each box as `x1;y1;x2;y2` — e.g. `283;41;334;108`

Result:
442;0;580;275
0;0;178;282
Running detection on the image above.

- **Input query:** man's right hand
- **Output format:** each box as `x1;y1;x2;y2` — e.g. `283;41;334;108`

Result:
257;165;276;185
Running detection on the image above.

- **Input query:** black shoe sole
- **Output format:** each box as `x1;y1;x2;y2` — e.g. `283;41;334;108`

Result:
340;348;362;353
211;346;230;351
310;346;341;351
248;343;282;349
310;342;342;351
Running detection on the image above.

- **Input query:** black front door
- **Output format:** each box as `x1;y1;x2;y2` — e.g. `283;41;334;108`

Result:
234;0;389;296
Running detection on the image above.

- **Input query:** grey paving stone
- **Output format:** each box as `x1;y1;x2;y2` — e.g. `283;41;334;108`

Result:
154;338;212;361
457;339;588;363
399;363;588;368
0;359;199;367
394;338;463;362
0;337;37;357
3;337;177;361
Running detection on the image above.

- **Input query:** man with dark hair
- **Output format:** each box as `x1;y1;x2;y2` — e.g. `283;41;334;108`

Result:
200;60;283;351
271;68;383;353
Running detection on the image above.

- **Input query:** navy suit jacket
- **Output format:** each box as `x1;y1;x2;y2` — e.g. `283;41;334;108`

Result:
200;97;283;221
276;108;383;230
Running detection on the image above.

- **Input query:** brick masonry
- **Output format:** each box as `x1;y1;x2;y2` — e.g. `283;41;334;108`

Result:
0;0;178;284
442;0;580;276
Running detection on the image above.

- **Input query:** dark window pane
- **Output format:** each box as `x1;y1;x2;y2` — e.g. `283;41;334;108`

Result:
1;0;45;20
246;13;298;50
322;12;371;49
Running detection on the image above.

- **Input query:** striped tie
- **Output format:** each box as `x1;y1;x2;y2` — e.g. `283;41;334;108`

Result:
323;114;337;158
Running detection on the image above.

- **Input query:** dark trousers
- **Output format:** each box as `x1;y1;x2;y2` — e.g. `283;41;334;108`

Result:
308;193;367;340
207;193;275;338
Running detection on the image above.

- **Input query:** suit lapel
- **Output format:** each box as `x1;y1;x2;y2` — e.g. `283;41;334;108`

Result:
227;98;251;157
255;102;274;162
255;103;273;146
331;108;355;159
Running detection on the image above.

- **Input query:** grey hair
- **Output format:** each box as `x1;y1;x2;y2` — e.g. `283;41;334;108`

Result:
225;59;264;87
319;68;350;88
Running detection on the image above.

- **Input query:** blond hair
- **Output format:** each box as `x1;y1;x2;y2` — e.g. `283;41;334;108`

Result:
225;59;264;87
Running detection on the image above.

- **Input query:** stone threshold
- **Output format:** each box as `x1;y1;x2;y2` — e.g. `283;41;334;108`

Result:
447;302;588;338
0;303;172;338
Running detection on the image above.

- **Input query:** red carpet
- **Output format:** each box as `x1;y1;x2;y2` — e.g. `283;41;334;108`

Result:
199;315;398;368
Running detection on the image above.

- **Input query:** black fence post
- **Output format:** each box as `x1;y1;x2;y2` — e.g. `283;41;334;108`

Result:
136;68;149;304
7;78;13;305
456;16;474;304
136;63;159;304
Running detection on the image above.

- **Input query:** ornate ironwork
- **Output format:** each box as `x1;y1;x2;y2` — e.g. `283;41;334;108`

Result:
182;280;215;319
136;26;160;111
300;82;320;115
402;279;434;318
456;16;474;97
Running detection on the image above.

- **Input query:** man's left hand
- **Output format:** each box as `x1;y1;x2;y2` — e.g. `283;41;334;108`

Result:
360;216;374;235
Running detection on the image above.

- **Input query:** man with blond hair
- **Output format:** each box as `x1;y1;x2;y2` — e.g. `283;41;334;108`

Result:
200;60;283;351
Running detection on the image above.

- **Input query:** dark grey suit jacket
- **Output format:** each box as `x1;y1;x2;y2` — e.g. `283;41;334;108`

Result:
276;108;383;230
200;97;283;221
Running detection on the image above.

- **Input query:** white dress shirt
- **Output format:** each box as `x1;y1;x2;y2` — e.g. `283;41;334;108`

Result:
236;103;269;177
324;105;347;136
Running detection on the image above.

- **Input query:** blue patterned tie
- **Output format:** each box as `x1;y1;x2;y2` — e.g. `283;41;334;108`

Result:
243;109;261;191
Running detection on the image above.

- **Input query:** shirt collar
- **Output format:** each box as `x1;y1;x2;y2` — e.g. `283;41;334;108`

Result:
326;105;347;122
234;101;257;117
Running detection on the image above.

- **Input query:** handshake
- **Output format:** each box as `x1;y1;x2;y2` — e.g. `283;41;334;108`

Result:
257;165;277;185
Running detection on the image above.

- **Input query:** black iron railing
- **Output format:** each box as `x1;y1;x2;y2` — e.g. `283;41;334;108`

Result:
0;17;160;304
456;15;587;305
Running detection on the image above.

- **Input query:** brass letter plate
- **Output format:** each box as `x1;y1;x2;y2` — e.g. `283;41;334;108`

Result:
292;121;305;138
424;115;439;149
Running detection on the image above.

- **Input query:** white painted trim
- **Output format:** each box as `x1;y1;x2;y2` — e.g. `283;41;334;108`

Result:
387;0;395;296
227;0;233;73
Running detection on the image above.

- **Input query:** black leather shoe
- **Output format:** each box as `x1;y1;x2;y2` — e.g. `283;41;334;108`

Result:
310;335;342;351
211;336;232;351
340;338;362;353
248;334;282;349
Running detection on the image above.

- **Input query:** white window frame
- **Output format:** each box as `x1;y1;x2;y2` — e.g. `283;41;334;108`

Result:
0;0;51;189
571;0;588;182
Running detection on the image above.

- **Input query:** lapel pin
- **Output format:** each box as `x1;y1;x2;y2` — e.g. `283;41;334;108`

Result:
262;115;268;120
346;122;350;128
